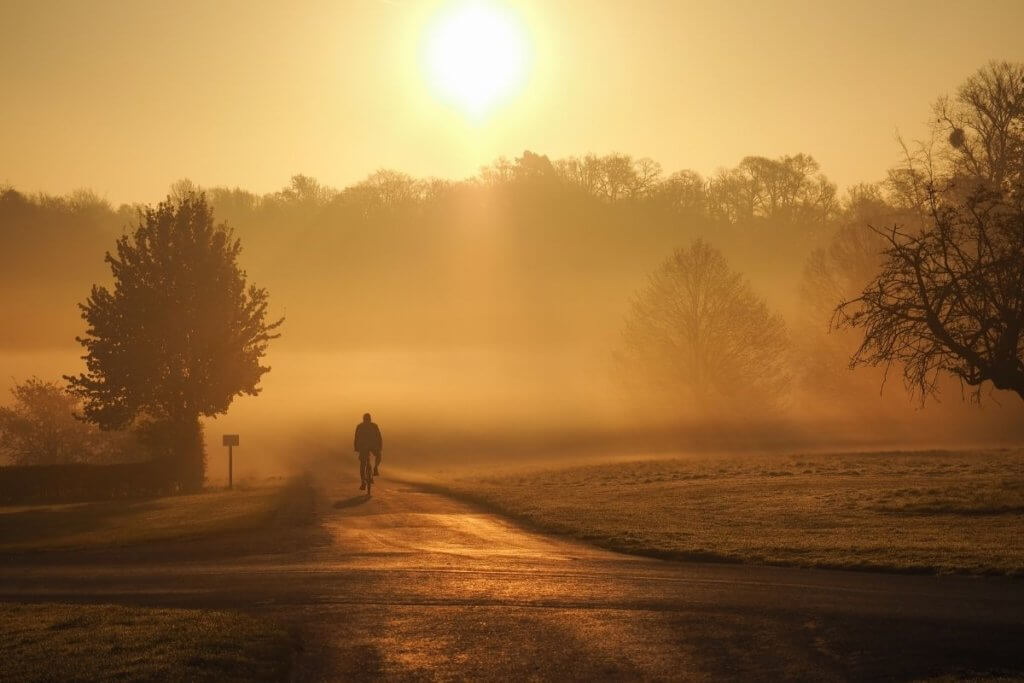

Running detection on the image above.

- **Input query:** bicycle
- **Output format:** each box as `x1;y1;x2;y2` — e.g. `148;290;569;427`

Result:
359;453;373;496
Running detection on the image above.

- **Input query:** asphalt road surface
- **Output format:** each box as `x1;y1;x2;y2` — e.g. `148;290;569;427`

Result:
2;467;1023;681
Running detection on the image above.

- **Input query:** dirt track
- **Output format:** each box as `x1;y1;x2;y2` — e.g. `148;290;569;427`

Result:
2;467;1023;680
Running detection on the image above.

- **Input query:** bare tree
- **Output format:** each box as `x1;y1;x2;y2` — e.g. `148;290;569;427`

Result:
655;170;707;215
833;187;1024;401
631;157;664;198
934;61;1024;191
553;153;662;201
344;169;423;210
553;154;604;195
706;154;837;230
796;187;910;398
274;174;334;206
617;240;790;410
802;183;917;325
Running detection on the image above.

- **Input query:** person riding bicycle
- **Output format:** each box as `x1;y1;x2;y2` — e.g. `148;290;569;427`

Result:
354;413;383;491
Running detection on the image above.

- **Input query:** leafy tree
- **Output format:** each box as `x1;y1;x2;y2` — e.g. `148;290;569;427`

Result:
834;187;1024;402
65;192;283;490
0;378;136;466
617;240;790;411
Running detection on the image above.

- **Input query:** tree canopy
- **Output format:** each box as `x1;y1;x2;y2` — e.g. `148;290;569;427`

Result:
617;240;790;412
934;60;1024;192
835;187;1024;401
65;192;282;488
834;61;1024;403
0;378;137;466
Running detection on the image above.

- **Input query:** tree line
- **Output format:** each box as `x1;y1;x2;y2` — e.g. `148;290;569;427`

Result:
1;60;1022;484
0;148;854;354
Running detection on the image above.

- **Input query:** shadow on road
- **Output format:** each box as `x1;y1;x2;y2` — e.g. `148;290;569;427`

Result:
333;495;371;510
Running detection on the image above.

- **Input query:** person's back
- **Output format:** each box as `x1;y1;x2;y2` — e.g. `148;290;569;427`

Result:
353;413;383;489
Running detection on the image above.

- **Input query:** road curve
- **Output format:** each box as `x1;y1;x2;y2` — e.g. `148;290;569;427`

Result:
2;467;1023;681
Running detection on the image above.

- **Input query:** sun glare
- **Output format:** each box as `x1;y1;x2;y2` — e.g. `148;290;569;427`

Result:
423;2;529;120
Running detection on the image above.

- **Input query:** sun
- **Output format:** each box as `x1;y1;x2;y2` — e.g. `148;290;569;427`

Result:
423;2;529;119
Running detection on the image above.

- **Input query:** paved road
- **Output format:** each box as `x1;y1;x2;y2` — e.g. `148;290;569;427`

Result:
2;468;1024;680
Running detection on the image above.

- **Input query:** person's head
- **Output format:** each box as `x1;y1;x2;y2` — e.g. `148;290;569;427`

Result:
362;413;371;423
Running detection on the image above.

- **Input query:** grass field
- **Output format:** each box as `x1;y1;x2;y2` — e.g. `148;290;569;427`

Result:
432;449;1024;575
0;602;292;682
0;479;302;552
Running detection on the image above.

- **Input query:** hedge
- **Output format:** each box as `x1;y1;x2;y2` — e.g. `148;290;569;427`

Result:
0;460;183;504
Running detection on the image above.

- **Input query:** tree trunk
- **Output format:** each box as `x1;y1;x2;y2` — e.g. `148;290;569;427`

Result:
138;415;205;493
172;415;205;493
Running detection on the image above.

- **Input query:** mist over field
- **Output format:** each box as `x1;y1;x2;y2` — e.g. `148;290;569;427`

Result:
4;147;1024;480
3;7;1024;484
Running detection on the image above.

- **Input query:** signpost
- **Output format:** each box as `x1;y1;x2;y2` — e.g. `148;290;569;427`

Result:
222;434;239;489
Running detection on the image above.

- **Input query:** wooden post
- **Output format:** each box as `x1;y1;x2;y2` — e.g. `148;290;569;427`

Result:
222;434;239;490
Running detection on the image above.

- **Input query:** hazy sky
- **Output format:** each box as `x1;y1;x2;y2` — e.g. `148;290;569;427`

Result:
3;0;1023;204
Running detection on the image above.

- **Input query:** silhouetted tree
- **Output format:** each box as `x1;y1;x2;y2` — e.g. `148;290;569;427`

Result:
553;153;663;200
65;192;283;490
355;169;423;208
553;154;604;195
801;184;913;326
0;188;122;348
0;378;136;466
883;165;931;226
934;61;1024;191
2;148;833;354
275;173;333;206
654;170;707;216
708;154;838;231
617;240;790;410
796;186;905;398
834;187;1024;401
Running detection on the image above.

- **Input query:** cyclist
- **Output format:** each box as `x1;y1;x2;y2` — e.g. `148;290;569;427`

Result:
354;412;383;491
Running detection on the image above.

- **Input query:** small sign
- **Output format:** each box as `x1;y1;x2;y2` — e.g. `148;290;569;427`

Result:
222;434;239;447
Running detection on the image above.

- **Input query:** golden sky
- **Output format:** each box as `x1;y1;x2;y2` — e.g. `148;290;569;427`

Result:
3;0;1023;204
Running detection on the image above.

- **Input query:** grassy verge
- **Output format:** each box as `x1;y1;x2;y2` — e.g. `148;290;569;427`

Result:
0;479;302;552
0;602;292;682
430;449;1024;575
